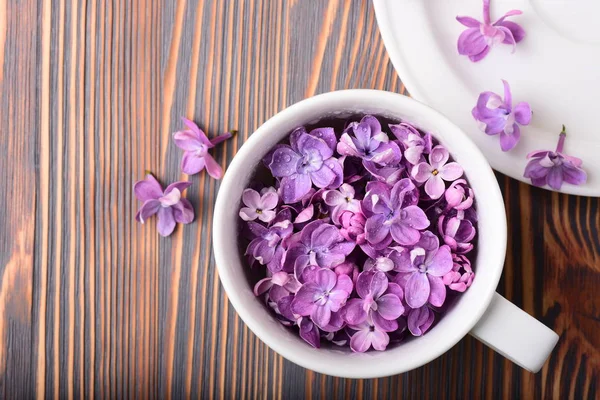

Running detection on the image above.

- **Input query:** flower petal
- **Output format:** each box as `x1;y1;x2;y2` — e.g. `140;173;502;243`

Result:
173;130;203;151
390;222;421;246
562;163;587;186
342;298;368;325
312;305;332;328
365;214;391;245
547;166;564;190
349;329;373;353
439;162;464;181
309;165;336;188
405;272;430;309
136;199;161;223
513;102;532;125
165;181;192;195
253;277;273;296
427;245;453;276
309;127;337;151
209;132;232;146
427;275;447;307
411;162;433;183
172;198;195;224
181;117;211;145
370;330;390;351
429;146;450;170
408;306;435;336
297;133;333;160
269;146;301;178
204;153;224;179
424;175;446;199
299;318;320;348
134;174;163;201
496;20;525;43
457;27;488;56
242;188;261;209
376;294;404;320
181;152;206;175
316;268;337;292
280;174;312;204
499;125;520;152
157;207;176;237
372;312;399;333
456;16;482;28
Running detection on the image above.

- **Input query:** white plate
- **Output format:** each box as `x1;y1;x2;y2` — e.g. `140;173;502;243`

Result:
374;0;600;196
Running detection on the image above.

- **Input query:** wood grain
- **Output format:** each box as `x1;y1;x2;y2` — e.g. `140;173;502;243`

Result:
0;0;598;398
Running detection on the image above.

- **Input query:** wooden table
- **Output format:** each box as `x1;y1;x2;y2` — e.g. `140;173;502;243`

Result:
1;1;599;398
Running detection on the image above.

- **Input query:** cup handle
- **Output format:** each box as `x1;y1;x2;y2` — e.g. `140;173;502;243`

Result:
469;292;559;373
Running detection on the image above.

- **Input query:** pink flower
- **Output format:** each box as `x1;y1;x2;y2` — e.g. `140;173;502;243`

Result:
239;187;279;223
456;0;525;62
411;146;464;200
173;117;232;178
443;254;475;292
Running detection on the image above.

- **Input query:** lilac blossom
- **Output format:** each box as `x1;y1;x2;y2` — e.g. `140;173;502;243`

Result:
173;117;232;178
284;220;355;278
239;187;279;222
438;210;476;254
445;179;474;211
524;126;587;190
337;115;401;166
291;268;353;328
407;306;435;336
443;254;475;292
134;174;194;237
362;179;429;246
342;271;405;332
348;314;390;352
456;0;525;62
323;183;361;225
363;256;395;273
393;240;453;309
254;272;302;303
412;145;464;199
339;210;367;245
389;123;433;165
472;80;532;151
246;210;293;273
269;127;342;203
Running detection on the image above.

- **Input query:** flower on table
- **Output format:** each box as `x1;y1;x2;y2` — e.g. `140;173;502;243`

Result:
239;187;279;223
362;179;429;247
173;117;232;178
291;268;353;329
268;127;343;203
411;145;464;199
524;126;587;190
134;174;194;237
337;115;402;166
472;80;531;152
456;0;525;62
342;271;405;332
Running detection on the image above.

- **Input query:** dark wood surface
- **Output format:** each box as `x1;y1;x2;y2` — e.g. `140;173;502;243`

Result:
1;0;598;398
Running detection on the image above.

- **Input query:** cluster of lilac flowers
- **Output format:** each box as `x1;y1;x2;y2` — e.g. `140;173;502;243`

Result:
240;115;478;352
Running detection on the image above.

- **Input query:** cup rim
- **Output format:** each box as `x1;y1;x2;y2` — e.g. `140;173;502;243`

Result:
213;89;507;378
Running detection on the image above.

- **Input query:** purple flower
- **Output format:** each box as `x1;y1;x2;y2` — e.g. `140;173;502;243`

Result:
472;80;532;152
246;210;293;272
173;117;232;178
291;268;353;328
254;271;302;303
394;240;453;309
389;123;433;165
524;126;587;190
412;145;464;199
323;183;361;225
284;220;355;278
269;127;343;203
338;210;367;245
443;254;475;292
239;187;279;223
363;256;395;273
445;179;474;211
342;271;405;332
407;306;435;336
438;210;476;254
362;179;429;247
134;174;194;237
456;0;525;62
362;161;405;186
348;314;390;352
333;262;360;283
337;115;402;166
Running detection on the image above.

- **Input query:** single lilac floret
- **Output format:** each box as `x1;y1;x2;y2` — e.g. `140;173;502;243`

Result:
269;127;342;203
173;117;232;178
254;271;302;304
438;210;476;254
134;174;194;237
323;183;361;225
445;179;474;211
362;179;429;246
348;314;390;352
246;210;293;273
456;0;525;62
472;80;531;152
337;115;401;166
524;126;587;190
412;146;464;200
443;254;475;292
239;187;279;222
407;305;435;336
389;122;433;165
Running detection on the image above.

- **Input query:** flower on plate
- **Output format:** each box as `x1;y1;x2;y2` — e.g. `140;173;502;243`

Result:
348;314;390;352
412;146;464;199
389;122;433;165
173;117;232;178
456;0;525;62
269;127;343;203
524;126;587;190
337;115;402;166
134;174;194;237
437;210;476;254
362;179;429;246
284;220;355;278
342;271;405;332
444;179;474;211
393;239;453;309
291;268;353;328
239;187;279;223
246;210;293;272
323;183;361;225
443;254;475;292
407;305;435;336
472;80;531;152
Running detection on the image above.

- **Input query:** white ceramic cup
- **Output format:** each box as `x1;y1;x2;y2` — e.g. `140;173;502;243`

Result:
213;90;559;378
